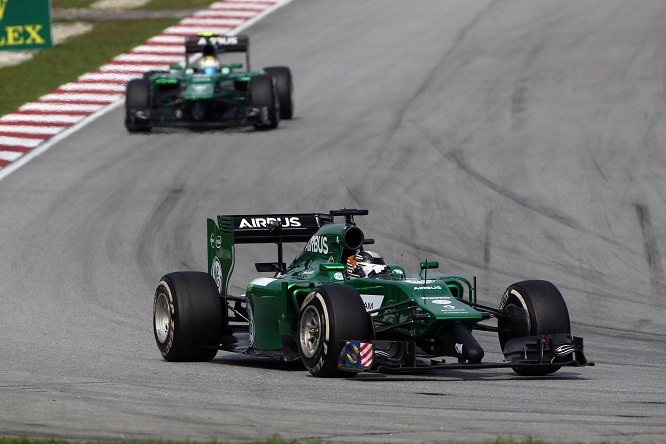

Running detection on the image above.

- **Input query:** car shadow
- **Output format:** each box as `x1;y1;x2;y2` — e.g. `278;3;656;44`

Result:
211;353;306;372
209;353;591;381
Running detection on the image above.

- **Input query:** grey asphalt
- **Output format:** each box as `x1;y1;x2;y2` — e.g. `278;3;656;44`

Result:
1;0;666;442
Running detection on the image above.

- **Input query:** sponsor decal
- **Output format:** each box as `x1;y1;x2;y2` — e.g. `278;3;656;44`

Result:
304;235;328;254
238;217;302;229
455;343;464;355
198;36;238;46
554;344;575;356
333;272;344;281
345;341;373;368
0;0;53;50
420;296;467;312
414;285;443;290
438;304;465;311
209;233;222;249
211;257;223;294
360;294;384;314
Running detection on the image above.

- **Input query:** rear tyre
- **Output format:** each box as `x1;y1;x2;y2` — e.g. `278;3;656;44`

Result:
498;280;571;376
250;74;279;130
263;66;293;119
298;285;372;378
125;78;153;133
153;272;222;361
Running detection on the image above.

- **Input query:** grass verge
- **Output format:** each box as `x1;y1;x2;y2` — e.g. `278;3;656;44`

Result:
0;0;218;117
52;0;216;10
0;18;179;116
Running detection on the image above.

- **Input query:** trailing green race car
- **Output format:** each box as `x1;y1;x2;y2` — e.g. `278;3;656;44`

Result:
152;209;592;377
125;33;293;132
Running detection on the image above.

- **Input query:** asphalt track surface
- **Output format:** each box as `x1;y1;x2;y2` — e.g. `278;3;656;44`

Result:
1;1;666;442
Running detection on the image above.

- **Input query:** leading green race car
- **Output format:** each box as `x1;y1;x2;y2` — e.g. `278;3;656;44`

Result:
125;33;293;132
152;209;592;377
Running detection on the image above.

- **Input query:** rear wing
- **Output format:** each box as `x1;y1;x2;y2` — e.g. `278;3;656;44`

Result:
184;34;251;70
207;213;332;294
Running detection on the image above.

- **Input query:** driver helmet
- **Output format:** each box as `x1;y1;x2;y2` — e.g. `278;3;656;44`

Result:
346;250;391;278
198;56;220;74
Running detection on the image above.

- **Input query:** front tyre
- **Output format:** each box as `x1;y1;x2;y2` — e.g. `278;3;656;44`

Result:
298;285;372;378
263;66;293;119
250;74;279;130
153;271;222;362
498;280;571;376
125;78;153;133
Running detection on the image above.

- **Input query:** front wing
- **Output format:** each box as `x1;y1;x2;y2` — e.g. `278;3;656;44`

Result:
338;334;593;374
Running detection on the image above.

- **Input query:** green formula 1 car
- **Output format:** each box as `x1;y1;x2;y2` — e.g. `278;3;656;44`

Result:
152;209;592;377
125;33;293;132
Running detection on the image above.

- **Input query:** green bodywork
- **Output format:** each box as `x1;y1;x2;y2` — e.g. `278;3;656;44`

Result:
149;65;263;105
207;214;481;353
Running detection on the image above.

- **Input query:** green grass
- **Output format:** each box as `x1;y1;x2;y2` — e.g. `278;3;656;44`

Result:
0;0;222;116
51;0;217;10
0;18;180;116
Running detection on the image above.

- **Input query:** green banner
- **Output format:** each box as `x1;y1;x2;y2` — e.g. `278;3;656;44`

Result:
0;0;53;51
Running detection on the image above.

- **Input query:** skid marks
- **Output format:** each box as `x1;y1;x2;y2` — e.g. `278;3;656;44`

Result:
634;202;666;299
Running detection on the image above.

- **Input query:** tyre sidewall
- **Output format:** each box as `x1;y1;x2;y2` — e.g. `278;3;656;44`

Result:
126;78;151;111
250;74;278;129
154;279;178;359
298;285;372;377
125;78;152;132
263;66;293;119
299;290;331;374
153;272;221;361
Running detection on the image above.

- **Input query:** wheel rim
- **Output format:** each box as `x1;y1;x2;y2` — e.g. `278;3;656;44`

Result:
299;305;321;358
154;292;171;344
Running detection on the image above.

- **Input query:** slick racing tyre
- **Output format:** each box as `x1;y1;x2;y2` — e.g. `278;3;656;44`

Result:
153;272;222;362
250;74;279;130
263;66;293;119
125;78;153;133
498;280;571;376
298;285;372;378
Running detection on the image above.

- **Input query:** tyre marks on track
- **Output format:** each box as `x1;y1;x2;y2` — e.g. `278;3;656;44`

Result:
0;0;291;176
634;202;666;299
